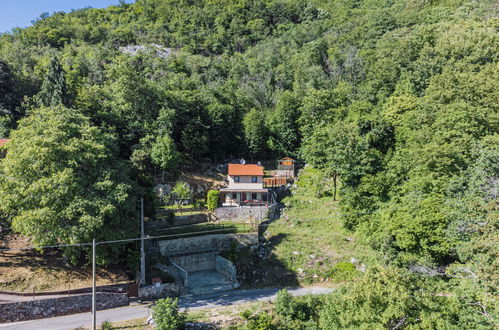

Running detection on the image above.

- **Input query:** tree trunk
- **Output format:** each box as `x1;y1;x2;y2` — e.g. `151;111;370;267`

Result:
333;173;338;201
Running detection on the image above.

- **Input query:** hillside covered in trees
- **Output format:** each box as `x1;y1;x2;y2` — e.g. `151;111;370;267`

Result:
0;0;497;327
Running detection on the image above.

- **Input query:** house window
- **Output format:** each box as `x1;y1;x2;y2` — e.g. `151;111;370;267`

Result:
234;176;240;183
252;193;258;200
247;192;251;200
251;176;257;183
232;193;237;199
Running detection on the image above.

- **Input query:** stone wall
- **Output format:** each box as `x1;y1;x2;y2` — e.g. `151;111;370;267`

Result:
214;206;269;222
158;233;258;256
0;283;129;297
146;214;207;232
138;283;179;300
0;292;128;323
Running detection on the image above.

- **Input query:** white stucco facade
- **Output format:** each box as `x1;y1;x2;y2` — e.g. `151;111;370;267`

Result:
227;175;264;190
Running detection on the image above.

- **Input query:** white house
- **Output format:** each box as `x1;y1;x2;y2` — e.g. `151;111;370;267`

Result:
219;163;270;206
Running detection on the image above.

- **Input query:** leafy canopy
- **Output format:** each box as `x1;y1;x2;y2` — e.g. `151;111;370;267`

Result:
0;106;136;263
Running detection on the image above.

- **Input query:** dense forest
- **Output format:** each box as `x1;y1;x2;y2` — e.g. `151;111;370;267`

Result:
0;0;497;327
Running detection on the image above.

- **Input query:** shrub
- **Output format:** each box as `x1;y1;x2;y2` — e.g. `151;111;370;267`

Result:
172;181;191;200
327;261;358;281
293;294;325;322
206;190;220;211
152;297;186;330
241;310;276;330
193;198;204;208
275;288;296;320
275;289;323;322
100;320;113;330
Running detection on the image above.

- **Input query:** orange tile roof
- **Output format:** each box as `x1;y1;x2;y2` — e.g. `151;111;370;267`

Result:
0;139;9;148
228;164;264;176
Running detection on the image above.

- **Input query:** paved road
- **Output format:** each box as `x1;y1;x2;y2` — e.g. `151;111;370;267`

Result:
0;287;333;330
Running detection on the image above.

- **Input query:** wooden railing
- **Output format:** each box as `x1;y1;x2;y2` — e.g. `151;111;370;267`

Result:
264;177;288;187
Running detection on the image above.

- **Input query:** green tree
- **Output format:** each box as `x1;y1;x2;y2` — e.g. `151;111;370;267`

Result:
301;122;380;201
172;181;191;201
0;60;15;136
319;266;493;329
35;55;70;107
180;118;208;161
151;133;179;182
243;108;268;157
266;91;301;156
152;297;186;330
206;190;220;211
0;106;136;263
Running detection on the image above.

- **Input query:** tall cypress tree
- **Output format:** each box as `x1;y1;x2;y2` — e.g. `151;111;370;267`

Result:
35;56;69;107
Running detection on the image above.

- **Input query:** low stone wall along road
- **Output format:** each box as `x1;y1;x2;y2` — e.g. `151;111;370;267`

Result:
0;292;128;323
0;287;333;330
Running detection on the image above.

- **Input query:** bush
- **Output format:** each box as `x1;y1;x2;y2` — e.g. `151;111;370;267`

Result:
206;190;220;211
241;310;276;330
327;261;358;281
101;320;113;330
275;288;296;320
193;198;204;208
172;181;191;200
152;297;186;330
275;289;323;322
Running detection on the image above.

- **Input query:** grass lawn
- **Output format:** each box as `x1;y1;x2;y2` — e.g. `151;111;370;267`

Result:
102;317;150;329
239;166;381;286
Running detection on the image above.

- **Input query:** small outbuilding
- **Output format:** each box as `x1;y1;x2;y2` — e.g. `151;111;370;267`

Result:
276;157;295;178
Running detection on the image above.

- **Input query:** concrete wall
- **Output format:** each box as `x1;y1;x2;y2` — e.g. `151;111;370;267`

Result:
214;206;269;222
170;253;216;272
158;233;258;256
0;292;128;323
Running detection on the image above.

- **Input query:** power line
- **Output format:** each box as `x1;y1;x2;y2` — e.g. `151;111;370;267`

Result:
0;228;237;252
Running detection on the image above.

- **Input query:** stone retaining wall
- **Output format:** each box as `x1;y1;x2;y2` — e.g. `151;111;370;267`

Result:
158;233;258;256
146;214;207;232
0;283;129;297
138;283;179;300
0;292;128;323
214;206;269;222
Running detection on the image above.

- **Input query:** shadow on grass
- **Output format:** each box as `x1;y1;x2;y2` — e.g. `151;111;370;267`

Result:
222;233;300;289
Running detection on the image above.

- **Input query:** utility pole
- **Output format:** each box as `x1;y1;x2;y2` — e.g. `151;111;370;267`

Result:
140;198;145;286
92;238;96;330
